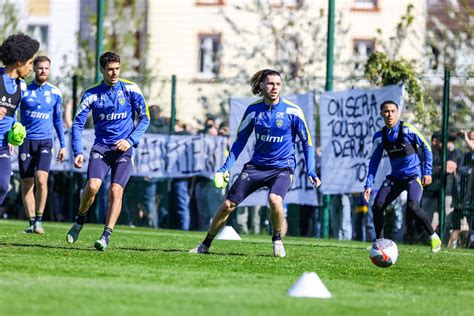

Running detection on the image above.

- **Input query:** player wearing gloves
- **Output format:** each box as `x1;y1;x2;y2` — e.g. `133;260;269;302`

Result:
190;69;321;257
66;51;150;251
0;33;39;205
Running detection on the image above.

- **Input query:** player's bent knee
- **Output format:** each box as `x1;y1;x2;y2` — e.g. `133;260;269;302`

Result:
223;199;237;212
110;183;124;197
268;194;282;209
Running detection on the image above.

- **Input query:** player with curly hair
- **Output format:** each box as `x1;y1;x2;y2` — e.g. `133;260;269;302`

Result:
0;33;39;205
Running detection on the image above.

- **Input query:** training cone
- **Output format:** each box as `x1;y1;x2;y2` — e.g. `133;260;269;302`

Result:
287;272;332;299
215;226;241;240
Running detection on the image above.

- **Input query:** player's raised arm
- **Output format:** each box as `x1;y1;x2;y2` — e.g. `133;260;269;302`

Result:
218;107;255;173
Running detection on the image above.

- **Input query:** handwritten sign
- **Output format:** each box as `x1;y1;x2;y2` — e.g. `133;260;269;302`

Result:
229;93;318;206
11;131;227;179
319;84;403;194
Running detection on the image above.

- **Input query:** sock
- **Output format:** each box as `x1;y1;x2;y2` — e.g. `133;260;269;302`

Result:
35;214;43;223
202;233;215;248
102;227;113;243
29;217;35;226
272;231;281;242
430;233;439;240
75;214;87;225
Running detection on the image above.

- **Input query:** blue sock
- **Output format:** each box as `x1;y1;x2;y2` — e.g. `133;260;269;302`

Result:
272;231;281;242
102;227;113;243
202;233;215;248
35;214;43;223
75;214;86;225
29;217;35;226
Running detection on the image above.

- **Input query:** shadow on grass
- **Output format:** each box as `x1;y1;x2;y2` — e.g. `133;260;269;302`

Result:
0;242;96;252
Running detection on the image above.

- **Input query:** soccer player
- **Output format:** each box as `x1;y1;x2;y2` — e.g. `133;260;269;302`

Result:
0;33;39;205
66;51;150;251
363;100;442;252
20;56;66;234
190;69;321;257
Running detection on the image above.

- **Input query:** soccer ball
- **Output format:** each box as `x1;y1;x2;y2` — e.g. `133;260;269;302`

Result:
369;239;398;268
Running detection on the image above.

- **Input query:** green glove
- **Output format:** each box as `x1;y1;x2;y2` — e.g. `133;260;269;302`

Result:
214;171;230;189
8;122;27;146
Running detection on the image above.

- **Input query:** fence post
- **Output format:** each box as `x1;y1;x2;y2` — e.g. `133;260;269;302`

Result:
68;75;79;220
95;0;104;83
170;74;176;135
439;68;451;240
322;0;335;239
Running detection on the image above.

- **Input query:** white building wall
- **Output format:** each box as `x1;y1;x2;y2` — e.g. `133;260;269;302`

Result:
148;0;427;126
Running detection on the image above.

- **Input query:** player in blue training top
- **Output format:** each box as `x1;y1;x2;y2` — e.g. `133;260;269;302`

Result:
190;69;321;257
0;33;39;206
66;51;150;251
20;56;66;234
363;100;442;253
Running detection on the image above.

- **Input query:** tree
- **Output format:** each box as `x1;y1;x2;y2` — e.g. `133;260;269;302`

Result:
0;0;19;43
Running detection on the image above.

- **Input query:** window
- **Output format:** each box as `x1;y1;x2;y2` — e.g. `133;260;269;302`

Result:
353;39;375;69
27;24;49;51
195;0;224;5
353;0;378;10
269;0;304;8
197;34;221;79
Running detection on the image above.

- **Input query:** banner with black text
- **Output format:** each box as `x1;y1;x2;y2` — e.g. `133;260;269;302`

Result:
319;84;403;194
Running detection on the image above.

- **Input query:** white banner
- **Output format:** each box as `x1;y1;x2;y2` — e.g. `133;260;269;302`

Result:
229;93;318;206
319;84;403;194
11;130;227;179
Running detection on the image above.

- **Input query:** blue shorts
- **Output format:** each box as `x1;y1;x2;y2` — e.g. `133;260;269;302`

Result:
87;144;133;188
227;162;292;205
374;175;423;209
0;147;11;204
18;139;53;178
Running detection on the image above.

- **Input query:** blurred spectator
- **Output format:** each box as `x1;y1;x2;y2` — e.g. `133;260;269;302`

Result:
449;130;474;248
193;117;224;230
147;105;169;134
170;120;192;230
330;194;352;240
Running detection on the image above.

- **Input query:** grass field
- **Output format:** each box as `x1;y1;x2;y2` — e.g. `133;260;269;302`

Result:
0;219;473;316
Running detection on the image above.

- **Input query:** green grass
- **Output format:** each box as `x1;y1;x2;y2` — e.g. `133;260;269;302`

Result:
0;220;473;316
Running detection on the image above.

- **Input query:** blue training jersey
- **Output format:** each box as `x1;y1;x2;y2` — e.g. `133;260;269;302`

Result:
72;79;150;156
0;67;27;148
364;121;433;189
20;81;66;148
219;97;316;176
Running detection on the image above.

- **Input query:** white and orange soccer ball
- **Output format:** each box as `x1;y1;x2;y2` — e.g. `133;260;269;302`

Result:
369;239;398;268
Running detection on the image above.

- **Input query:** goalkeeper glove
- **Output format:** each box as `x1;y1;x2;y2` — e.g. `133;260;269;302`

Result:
214;171;230;189
8;122;26;146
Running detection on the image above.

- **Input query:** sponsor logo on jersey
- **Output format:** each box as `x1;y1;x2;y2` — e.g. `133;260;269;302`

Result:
41;149;49;154
98;112;128;121
255;132;283;143
276;112;284;118
25;110;50;119
117;90;126;105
